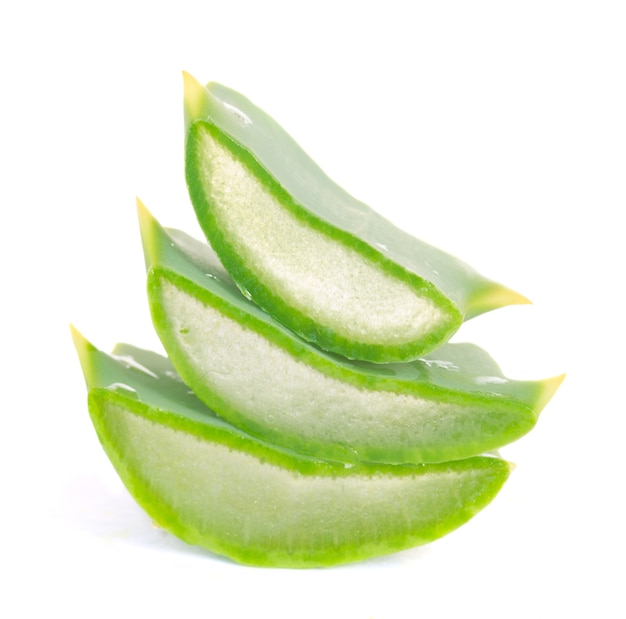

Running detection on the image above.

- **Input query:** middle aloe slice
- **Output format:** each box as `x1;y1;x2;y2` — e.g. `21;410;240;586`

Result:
139;202;562;465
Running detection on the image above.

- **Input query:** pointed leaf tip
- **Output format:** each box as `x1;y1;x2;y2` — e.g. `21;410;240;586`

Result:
69;323;85;350
136;197;152;238
183;71;211;130
70;324;96;357
69;325;95;388
508;289;532;306
136;199;158;272
466;282;531;319
536;373;566;413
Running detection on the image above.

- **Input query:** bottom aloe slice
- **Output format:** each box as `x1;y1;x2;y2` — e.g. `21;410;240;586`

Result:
138;202;563;465
72;327;511;568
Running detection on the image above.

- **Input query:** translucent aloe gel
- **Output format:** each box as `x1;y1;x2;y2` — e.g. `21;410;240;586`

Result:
139;201;563;465
184;73;528;363
72;328;512;568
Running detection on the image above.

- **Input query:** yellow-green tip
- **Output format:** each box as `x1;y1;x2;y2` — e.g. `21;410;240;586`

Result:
70;324;95;388
466;282;532;319
136;198;159;272
536;373;566;414
183;71;212;132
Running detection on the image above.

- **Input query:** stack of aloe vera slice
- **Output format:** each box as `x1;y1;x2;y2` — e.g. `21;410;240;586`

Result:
73;74;563;568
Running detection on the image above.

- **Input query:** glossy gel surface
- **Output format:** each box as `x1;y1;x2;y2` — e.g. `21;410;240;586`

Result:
72;327;512;568
139;202;563;464
184;73;528;362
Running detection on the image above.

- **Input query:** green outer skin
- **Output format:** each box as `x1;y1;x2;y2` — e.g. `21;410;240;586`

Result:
139;203;563;464
183;73;527;362
72;328;512;568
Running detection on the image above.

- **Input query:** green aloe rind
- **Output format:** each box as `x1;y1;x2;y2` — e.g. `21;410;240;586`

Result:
71;326;512;568
138;200;563;465
184;72;528;363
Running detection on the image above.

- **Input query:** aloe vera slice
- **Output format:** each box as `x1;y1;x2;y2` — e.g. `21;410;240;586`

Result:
184;73;528;362
139;201;562;465
71;327;512;568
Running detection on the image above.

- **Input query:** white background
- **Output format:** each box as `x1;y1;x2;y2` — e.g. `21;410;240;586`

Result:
1;1;624;617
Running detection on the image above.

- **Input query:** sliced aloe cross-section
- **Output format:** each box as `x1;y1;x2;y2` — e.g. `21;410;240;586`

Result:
184;72;528;362
139;202;562;465
71;327;512;568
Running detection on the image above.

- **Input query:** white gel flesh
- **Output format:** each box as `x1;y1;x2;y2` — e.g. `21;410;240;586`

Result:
196;129;445;346
162;282;479;455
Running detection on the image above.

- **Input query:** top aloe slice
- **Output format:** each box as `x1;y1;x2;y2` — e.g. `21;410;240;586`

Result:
139;201;563;465
184;73;528;363
71;327;512;568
